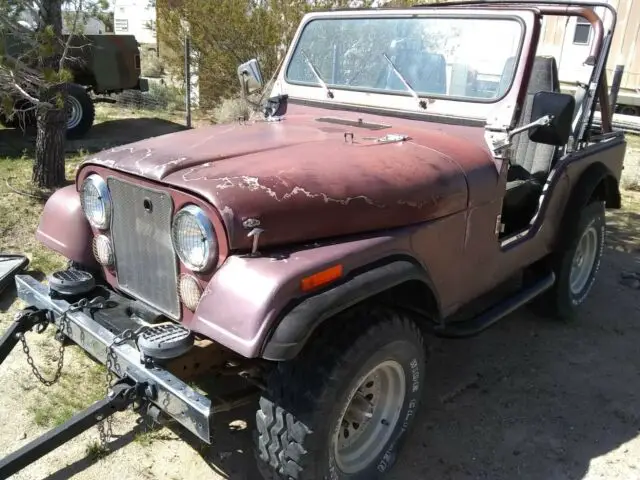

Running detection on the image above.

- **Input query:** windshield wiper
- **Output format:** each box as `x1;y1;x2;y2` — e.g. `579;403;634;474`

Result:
300;50;334;99
383;53;427;110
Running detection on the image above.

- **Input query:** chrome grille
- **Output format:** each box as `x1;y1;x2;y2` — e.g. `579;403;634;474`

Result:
107;177;180;319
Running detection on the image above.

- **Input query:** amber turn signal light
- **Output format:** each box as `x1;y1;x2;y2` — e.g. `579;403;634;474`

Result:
301;264;343;292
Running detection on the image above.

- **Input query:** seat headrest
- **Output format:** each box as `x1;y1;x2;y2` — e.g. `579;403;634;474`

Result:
497;55;560;97
528;55;560;94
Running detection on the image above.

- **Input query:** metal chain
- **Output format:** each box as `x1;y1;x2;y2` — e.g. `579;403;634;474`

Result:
96;341;117;447
96;326;149;448
17;310;70;387
18;332;65;387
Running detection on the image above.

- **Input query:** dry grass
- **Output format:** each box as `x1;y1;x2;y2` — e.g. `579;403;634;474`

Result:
623;133;640;190
0;141;107;433
0;154;83;273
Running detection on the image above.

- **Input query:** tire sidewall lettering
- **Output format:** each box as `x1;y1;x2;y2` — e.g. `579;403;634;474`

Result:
375;355;424;475
327;347;425;479
569;212;605;307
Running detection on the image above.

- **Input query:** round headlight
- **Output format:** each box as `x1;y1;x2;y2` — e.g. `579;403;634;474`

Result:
171;205;217;272
80;174;111;229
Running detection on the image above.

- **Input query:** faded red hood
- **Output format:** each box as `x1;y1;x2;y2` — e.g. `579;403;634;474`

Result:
82;107;498;250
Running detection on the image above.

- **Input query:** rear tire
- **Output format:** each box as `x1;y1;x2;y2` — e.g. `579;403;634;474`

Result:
538;201;605;320
254;306;427;480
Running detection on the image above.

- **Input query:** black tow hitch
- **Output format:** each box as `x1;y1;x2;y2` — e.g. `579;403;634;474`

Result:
0;307;52;366
0;380;147;479
0;304;150;479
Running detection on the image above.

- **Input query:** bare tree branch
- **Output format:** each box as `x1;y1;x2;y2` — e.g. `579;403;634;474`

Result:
9;72;45;105
60;0;83;71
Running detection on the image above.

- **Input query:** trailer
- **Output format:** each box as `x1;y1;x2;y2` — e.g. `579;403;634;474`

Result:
538;0;640;115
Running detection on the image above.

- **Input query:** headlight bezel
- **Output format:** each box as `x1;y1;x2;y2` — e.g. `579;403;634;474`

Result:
171;204;217;273
80;174;112;230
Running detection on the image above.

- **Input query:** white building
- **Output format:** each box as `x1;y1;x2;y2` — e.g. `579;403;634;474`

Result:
538;0;640;114
113;0;157;46
19;10;107;35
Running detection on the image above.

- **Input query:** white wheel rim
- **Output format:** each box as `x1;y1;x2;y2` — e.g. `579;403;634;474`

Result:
333;360;406;474
569;225;598;295
66;96;83;129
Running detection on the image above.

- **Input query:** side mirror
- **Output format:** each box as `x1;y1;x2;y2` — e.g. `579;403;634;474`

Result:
237;59;264;96
528;91;576;146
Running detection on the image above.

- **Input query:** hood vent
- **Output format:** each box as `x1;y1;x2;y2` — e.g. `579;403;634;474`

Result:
315;116;390;131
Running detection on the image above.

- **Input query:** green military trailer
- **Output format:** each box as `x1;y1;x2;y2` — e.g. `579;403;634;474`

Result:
1;32;149;139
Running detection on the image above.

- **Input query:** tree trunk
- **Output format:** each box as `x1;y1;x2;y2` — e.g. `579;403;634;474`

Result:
31;0;66;189
32;103;67;188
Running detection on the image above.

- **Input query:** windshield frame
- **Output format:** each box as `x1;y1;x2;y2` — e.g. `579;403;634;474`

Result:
274;8;539;124
284;13;526;105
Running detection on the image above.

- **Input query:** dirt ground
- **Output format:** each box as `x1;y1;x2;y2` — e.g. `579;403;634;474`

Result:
0;115;639;480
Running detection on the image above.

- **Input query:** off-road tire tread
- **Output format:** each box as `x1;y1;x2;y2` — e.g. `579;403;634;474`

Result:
535;200;605;321
255;304;425;480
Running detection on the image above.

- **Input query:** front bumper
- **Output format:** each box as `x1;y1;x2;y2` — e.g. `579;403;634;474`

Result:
15;275;212;443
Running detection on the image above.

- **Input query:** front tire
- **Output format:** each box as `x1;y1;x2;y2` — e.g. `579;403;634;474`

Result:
542;200;606;320
255;306;427;480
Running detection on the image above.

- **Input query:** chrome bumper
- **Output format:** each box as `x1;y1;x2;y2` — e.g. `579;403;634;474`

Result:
15;275;212;444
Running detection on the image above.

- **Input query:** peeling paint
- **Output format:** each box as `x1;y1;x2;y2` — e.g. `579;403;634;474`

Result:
219;205;235;241
75;103;497;251
208;175;387;208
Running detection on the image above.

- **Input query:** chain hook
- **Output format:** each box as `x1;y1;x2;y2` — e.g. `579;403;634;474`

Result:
97;324;149;448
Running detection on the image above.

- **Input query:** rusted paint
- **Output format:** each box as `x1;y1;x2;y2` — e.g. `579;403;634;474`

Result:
81;104;498;251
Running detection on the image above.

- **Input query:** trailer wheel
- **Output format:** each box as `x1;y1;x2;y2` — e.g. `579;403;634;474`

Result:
619;105;639;116
65;84;95;139
254;305;427;480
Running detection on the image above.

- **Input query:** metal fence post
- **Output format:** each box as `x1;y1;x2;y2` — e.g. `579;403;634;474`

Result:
608;64;624;119
184;35;192;129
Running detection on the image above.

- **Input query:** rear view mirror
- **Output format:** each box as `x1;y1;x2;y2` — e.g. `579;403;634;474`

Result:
529;91;575;146
237;59;264;96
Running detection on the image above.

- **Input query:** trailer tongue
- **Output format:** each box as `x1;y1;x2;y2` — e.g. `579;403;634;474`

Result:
0;272;218;478
0;379;144;479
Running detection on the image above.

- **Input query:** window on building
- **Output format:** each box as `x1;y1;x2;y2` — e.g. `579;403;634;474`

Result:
573;15;592;45
115;18;129;32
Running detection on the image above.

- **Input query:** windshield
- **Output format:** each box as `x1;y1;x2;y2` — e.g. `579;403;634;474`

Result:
286;16;523;103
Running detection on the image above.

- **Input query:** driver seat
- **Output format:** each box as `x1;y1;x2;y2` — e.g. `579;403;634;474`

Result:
501;56;560;233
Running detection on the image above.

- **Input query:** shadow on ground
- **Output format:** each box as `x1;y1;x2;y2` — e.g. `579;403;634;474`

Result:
608;209;640;255
0;118;187;159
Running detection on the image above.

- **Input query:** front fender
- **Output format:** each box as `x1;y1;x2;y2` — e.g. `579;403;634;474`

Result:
184;233;432;359
36;185;97;267
261;259;435;361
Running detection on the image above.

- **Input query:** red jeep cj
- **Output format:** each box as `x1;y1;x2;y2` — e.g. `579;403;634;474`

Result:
0;1;625;479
